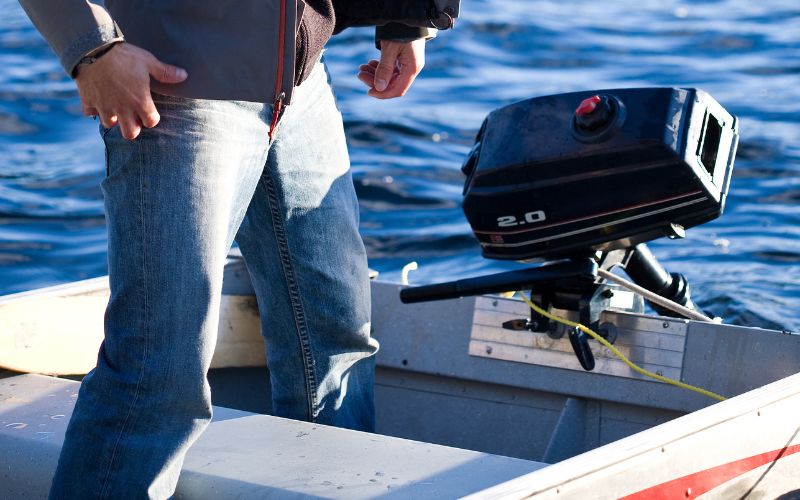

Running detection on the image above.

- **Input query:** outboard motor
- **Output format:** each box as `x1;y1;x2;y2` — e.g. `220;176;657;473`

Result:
461;88;737;261
401;88;738;371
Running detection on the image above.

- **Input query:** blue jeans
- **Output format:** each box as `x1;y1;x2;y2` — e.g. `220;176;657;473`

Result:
49;61;378;499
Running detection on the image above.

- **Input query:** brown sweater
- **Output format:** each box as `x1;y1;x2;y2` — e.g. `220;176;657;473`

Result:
295;0;336;85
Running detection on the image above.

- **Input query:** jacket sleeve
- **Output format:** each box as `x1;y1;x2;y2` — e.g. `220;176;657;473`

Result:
375;24;437;49
376;24;437;42
334;0;460;31
17;0;124;77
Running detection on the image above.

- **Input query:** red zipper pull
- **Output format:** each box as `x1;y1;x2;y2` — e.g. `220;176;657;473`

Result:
268;91;286;140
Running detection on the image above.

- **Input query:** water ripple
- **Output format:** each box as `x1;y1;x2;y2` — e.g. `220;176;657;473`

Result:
1;0;799;331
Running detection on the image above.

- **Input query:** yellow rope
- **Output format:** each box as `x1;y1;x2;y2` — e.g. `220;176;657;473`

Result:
516;292;727;402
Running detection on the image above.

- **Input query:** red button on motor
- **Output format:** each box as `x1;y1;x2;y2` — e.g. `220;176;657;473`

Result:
575;95;602;117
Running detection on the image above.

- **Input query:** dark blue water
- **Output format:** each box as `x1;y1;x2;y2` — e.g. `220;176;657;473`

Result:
1;1;798;331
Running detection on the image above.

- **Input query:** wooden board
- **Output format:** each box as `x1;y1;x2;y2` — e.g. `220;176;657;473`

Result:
469;296;688;382
0;277;265;375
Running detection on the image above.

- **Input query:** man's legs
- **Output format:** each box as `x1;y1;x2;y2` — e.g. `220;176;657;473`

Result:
50;96;273;499
235;60;379;431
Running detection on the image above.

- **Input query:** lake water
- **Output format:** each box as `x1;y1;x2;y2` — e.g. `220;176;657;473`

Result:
1;0;798;331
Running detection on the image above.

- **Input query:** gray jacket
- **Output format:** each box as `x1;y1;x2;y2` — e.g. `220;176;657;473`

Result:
18;0;460;107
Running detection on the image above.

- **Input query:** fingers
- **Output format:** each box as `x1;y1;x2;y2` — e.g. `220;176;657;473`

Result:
136;94;160;129
75;42;174;140
98;112;118;130
116;109;142;140
117;92;157;139
358;60;399;89
147;57;188;84
363;40;426;100
357;60;378;87
368;63;415;99
357;72;374;88
374;44;401;92
358;60;379;76
87;92;154;138
96;109;151;139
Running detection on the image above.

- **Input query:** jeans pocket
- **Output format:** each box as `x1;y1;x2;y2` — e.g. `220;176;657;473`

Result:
100;122;115;177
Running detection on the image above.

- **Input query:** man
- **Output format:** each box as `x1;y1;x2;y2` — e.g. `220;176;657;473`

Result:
18;1;459;498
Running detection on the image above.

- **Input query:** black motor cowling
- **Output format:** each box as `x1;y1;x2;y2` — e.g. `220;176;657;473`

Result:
461;88;738;261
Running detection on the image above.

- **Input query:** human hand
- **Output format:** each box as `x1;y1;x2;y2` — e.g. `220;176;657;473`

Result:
357;38;426;99
76;43;188;140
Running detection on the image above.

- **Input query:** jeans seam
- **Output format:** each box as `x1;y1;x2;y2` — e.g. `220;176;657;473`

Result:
97;139;151;499
262;170;319;422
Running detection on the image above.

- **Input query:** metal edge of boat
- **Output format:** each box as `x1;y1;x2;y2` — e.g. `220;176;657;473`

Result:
1;253;799;498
